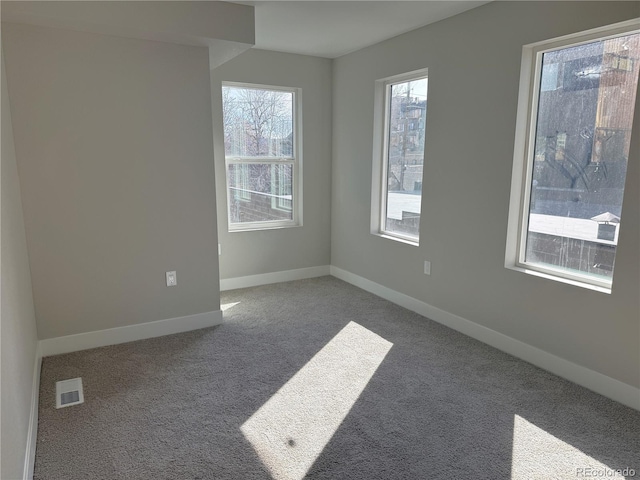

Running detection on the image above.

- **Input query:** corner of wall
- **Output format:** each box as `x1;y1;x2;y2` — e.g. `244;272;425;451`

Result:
23;345;42;480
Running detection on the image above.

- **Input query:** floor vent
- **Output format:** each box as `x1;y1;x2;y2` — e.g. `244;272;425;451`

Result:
56;378;84;409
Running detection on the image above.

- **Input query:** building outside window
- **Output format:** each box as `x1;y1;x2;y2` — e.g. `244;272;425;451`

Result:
372;70;428;244
506;21;640;292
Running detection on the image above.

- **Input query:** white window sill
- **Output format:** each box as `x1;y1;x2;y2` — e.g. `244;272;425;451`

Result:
506;264;612;295
372;232;419;247
229;222;301;233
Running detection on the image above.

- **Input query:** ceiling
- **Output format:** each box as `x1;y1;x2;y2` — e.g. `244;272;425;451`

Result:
233;1;491;58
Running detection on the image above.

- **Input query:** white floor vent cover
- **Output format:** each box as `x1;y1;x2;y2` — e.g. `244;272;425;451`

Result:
56;378;84;409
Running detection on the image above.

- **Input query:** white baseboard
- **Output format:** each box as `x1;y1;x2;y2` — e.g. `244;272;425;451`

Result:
39;310;223;357
23;344;42;480
330;266;640;411
220;265;330;291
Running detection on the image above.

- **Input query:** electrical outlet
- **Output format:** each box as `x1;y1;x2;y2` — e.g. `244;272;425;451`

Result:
423;261;431;275
166;271;177;286
218;244;221;256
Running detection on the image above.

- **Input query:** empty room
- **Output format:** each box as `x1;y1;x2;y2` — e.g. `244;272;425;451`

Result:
2;1;639;479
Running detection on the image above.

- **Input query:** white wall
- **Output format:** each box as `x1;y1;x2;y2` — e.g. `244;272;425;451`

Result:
211;49;332;279
1;49;39;480
331;1;640;387
2;23;221;339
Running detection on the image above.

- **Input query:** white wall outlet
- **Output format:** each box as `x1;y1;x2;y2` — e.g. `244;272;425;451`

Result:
424;260;431;275
166;271;177;286
218;244;221;256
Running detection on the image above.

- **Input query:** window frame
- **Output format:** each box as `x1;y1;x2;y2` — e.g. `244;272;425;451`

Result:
270;164;293;212
371;68;429;246
505;19;640;294
222;81;303;232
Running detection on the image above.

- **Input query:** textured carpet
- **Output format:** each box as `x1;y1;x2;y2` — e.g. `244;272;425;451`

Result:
33;276;640;480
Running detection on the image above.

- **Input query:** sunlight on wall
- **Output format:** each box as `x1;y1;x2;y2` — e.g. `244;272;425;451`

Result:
241;321;393;480
511;415;628;479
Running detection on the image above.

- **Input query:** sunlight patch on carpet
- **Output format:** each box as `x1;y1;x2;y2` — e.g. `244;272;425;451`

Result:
221;302;241;312
511;415;628;479
241;321;393;480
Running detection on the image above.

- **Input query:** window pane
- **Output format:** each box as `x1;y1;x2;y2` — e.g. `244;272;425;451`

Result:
222;86;293;158
525;33;640;281
384;78;427;238
227;163;293;224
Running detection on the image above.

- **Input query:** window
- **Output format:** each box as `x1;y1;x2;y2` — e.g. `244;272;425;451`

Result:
506;20;640;293
234;165;251;201
371;69;428;244
222;83;301;231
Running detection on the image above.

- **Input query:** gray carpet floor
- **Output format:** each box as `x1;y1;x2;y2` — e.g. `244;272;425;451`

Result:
34;276;640;480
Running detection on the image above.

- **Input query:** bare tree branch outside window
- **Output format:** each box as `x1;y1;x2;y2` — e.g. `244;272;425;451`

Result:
222;85;297;227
